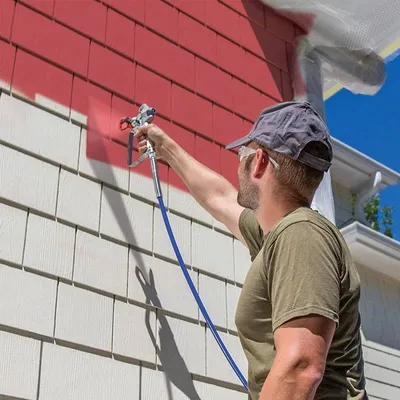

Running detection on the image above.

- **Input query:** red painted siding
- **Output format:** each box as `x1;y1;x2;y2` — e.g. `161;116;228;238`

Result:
102;0;145;24
195;58;233;110
0;41;15;89
88;42;135;99
19;0;54;17
178;13;218;63
135;66;172;119
135;25;195;89
175;0;206;23
13;50;73;108
105;8;136;59
171;84;213;137
0;0;15;41
0;0;303;192
12;4;90;76
145;0;179;42
54;0;107;43
213;105;245;147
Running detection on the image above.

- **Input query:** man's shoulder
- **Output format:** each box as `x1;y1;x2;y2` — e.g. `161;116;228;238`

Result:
268;207;342;246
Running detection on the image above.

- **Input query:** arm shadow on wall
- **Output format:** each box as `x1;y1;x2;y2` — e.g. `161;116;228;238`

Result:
87;135;201;400
136;267;202;400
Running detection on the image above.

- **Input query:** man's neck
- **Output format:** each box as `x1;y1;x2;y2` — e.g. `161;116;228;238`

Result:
254;200;304;235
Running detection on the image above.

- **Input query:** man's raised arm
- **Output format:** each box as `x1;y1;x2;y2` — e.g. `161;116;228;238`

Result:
135;124;246;245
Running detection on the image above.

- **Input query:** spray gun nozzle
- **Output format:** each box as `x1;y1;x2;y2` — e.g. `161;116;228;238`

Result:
141;106;156;117
119;117;132;131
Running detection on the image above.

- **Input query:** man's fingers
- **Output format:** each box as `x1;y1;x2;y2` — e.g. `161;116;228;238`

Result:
134;125;148;137
134;123;155;137
138;142;148;152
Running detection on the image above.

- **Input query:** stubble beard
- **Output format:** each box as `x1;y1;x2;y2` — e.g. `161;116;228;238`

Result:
237;174;260;210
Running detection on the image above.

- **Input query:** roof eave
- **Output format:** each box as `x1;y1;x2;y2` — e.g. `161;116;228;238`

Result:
341;221;400;282
331;136;400;190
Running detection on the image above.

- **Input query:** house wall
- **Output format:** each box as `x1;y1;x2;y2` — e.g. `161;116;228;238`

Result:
332;177;400;399
357;264;400;400
0;0;295;398
332;180;354;229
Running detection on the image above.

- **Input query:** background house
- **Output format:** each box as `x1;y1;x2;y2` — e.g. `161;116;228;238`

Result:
329;137;400;399
0;0;398;399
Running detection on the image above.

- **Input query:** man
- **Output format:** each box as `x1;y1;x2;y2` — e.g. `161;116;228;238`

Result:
136;101;366;399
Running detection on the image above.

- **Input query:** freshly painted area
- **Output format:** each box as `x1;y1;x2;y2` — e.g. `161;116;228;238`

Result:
0;0;293;187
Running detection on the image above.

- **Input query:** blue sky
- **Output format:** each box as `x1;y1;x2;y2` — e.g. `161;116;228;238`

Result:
325;54;400;240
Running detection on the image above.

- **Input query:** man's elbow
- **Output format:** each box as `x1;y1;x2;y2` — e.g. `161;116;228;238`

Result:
298;362;324;389
278;355;325;392
290;357;325;391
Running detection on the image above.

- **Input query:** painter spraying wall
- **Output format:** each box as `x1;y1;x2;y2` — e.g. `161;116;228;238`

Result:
0;0;300;398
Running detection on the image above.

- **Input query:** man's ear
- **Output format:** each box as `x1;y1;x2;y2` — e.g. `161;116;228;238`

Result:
251;149;268;178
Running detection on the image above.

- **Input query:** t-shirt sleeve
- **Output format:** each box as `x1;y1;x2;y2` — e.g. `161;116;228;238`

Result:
267;221;341;332
238;208;265;260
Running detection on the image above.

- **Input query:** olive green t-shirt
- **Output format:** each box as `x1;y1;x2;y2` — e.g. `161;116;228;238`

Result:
236;207;366;400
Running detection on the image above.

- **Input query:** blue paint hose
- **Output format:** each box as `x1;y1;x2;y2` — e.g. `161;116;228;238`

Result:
149;151;248;390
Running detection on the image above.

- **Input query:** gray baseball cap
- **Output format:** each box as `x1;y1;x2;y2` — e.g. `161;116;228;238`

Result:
226;101;333;172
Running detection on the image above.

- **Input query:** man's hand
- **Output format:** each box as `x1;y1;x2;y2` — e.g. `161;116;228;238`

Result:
134;123;173;160
259;314;336;400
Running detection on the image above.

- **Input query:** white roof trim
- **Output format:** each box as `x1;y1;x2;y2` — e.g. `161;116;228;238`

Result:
331;137;400;189
341;221;400;282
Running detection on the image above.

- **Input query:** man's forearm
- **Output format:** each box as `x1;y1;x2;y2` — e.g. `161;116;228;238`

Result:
162;138;238;215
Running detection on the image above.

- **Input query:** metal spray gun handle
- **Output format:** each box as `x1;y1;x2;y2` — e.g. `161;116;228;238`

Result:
119;103;156;167
119;104;163;197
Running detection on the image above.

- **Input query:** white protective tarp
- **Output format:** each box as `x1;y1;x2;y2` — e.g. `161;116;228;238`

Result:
260;0;400;224
261;0;400;95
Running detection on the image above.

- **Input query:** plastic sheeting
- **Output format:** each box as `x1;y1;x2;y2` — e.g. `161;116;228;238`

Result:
261;0;400;95
262;0;399;223
311;171;336;225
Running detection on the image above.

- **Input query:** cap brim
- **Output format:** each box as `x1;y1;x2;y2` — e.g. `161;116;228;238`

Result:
225;136;251;150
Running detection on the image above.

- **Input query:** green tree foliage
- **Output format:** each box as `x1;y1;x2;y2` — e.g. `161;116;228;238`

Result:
364;194;380;232
382;205;394;238
361;194;394;238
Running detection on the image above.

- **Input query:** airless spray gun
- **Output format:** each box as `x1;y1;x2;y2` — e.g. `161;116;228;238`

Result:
119;104;162;198
119;104;248;390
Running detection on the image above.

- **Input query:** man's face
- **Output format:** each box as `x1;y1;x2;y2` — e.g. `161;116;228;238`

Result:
237;147;261;210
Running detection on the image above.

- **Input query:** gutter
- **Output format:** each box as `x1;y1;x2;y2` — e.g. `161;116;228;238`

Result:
342;221;400;255
331;138;400;188
330;138;400;225
341;221;400;282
